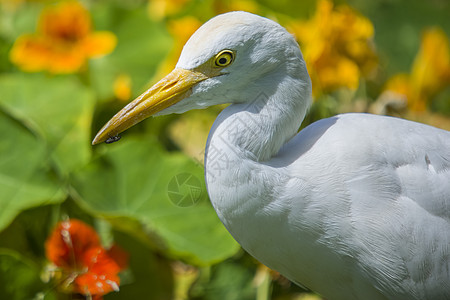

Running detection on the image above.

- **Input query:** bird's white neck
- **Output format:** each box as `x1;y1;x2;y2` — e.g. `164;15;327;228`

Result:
207;65;311;160
205;62;311;226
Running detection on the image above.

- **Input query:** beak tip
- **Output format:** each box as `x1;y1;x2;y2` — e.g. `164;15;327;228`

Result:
91;68;207;147
91;137;101;146
92;130;123;146
92;131;105;145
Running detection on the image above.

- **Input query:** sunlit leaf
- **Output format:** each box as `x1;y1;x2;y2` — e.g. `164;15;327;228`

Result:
0;112;64;231
72;137;239;265
0;74;95;175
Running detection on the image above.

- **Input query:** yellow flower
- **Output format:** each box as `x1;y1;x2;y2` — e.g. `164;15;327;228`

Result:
289;0;377;96
148;0;192;20
212;0;259;15
147;0;258;20
385;28;450;111
113;73;132;102
10;1;117;74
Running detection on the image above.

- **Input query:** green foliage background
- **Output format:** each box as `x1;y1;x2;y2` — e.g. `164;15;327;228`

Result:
0;0;449;299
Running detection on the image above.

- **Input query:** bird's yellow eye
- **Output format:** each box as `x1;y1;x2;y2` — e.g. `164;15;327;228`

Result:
214;50;235;67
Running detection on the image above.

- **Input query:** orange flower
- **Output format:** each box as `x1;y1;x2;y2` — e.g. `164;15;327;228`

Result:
10;1;116;73
45;219;100;269
75;247;122;295
45;219;128;298
384;28;450;111
289;0;377;96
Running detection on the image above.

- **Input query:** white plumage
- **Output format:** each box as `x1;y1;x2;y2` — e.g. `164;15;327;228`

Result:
93;12;450;300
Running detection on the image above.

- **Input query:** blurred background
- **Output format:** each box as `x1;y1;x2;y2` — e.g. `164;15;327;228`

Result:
0;0;449;299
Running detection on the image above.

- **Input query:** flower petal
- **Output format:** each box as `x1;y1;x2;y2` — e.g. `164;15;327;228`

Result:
9;34;51;72
113;74;133;101
82;31;117;58
47;43;87;73
39;1;91;41
289;0;377;95
10;1;115;74
45;219;101;268
75;247;122;296
411;28;450;96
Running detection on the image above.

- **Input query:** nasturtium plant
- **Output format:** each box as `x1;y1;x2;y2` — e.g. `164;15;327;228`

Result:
72;137;239;266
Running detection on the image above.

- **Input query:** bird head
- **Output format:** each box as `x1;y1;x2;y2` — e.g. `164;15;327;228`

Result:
92;11;307;145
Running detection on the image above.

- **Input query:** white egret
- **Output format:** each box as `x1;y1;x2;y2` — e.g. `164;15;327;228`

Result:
93;12;450;300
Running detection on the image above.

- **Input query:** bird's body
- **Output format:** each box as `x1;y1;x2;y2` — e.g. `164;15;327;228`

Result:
93;12;450;300
208;111;450;300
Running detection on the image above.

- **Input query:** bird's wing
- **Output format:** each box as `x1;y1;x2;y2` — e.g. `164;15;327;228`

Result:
285;113;450;221
274;113;450;299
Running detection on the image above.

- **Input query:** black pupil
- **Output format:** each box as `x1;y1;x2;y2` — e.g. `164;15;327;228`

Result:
219;57;228;65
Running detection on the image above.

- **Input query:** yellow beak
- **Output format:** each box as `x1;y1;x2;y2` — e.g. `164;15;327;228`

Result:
92;68;208;145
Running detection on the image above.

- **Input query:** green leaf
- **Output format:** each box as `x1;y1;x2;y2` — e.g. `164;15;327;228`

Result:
0;205;56;260
0;248;56;300
0;112;64;231
0;73;95;175
72;137;239;265
190;259;256;300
